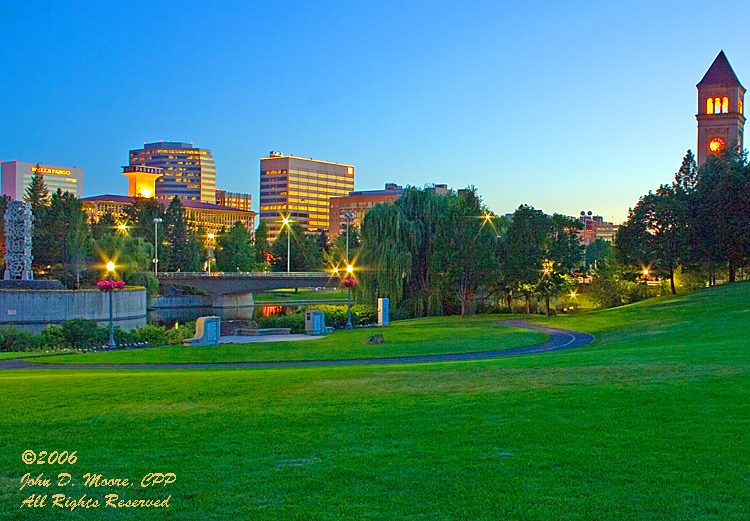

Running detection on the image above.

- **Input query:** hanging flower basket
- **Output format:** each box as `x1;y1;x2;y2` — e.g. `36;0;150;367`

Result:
341;277;358;288
98;280;125;292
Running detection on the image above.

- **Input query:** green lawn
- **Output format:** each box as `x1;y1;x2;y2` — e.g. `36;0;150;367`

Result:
254;288;347;301
1;282;749;520
26;315;546;364
0;350;74;360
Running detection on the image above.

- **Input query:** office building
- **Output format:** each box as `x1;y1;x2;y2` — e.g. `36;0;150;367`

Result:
216;190;252;211
696;51;745;165
129;142;216;203
1;160;83;200
328;183;404;239
81;195;256;238
259;151;354;240
577;211;619;245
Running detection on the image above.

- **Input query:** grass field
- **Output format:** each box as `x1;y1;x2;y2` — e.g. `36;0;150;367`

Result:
1;282;749;520
27;315;546;364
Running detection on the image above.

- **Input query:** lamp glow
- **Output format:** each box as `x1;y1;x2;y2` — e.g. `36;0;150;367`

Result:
346;264;353;273
106;261;115;272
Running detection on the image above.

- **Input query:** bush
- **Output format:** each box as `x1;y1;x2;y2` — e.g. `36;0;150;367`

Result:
60;319;107;349
133;324;167;347
164;322;196;345
40;324;66;349
256;310;306;333
307;304;378;328
0;326;42;351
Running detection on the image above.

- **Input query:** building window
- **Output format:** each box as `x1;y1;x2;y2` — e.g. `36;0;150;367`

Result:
740;99;744;115
707;98;713;114
722;97;729;113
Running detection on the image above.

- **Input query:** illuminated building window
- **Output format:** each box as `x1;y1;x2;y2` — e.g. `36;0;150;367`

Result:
714;97;721;114
722;97;729;113
707;98;714;113
740;99;743;114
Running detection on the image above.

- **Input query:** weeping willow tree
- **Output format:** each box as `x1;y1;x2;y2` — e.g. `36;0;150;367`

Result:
360;187;494;317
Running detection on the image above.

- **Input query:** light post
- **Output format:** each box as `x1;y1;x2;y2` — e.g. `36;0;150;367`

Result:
343;211;355;263
282;216;291;273
207;233;215;274
106;261;116;349
346;264;354;329
153;218;163;275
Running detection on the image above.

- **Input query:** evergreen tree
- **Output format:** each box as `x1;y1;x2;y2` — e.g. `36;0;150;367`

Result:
675;150;699;193
24;171;50;208
216;221;256;272
164;197;200;271
254;220;270;263
91;212;117;240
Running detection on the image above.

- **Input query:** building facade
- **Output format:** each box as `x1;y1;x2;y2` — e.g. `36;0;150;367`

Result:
259;152;354;240
696;51;746;166
577;211;618;245
129;142;216;203
216;190;252;211
1;160;83;200
81;195;256;238
328;183;404;239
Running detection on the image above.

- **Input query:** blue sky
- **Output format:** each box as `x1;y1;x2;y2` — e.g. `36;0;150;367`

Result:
2;1;749;222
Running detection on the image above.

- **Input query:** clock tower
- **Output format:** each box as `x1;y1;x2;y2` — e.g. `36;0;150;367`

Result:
696;51;745;165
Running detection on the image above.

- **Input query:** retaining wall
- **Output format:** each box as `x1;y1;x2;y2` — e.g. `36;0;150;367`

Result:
0;287;147;333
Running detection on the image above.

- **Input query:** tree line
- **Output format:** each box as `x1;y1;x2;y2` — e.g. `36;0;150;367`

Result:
616;147;750;294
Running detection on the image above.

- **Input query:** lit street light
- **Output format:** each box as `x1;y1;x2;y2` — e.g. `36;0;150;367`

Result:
207;233;215;274
106;261;116;349
153;218;163;275
346;263;354;329
281;215;291;273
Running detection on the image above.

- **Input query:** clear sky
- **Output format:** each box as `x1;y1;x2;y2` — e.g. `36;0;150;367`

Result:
2;1;749;223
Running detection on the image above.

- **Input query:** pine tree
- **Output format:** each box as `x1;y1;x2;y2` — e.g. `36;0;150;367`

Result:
24;171;50;208
254;220;270;263
675;150;698;193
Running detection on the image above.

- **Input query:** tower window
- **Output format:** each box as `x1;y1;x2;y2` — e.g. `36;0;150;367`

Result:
740;99;744;115
707;98;714;114
714;97;721;114
722;97;729;113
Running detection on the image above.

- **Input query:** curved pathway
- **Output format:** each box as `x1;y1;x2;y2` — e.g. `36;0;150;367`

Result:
0;320;594;371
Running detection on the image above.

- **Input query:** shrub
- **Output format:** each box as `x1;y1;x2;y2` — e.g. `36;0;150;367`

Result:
113;326;135;346
133;324;167;347
164;321;196;346
307;304;377;328
60;319;107;349
40;325;66;349
0;326;42;352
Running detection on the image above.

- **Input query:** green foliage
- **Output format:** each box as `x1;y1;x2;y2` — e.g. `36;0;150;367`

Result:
270;222;323;271
254;220;270;264
216;221;257;272
24;171;50;208
307;304;377;328
59;318;107;348
165;197;202;272
585;239;611;269
587;250;646;309
0;326;41;352
133;324;167;347
40;324;65;349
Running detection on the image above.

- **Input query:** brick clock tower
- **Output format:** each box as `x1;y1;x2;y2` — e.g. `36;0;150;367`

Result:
696;51;746;166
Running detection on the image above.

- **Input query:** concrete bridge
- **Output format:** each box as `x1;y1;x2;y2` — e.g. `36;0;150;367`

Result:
157;271;339;295
154;272;343;322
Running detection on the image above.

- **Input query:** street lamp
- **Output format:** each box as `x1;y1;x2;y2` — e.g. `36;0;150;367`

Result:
153;218;163;275
207;233;215;274
343;211;355;262
106;261;116;349
281;216;291;273
346;263;354;329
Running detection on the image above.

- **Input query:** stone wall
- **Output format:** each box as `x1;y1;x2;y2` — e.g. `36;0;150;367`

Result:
0;287;147;333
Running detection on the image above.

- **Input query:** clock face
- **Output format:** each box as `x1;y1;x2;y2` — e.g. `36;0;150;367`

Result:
709;137;725;153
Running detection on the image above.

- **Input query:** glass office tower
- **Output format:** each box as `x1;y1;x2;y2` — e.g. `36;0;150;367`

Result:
260;152;354;241
129;142;216;203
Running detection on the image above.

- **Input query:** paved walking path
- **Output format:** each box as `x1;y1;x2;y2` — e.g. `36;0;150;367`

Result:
0;320;594;371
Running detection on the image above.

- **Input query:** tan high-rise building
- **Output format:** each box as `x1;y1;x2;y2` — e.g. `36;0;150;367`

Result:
696;51;745;166
259;152;354;240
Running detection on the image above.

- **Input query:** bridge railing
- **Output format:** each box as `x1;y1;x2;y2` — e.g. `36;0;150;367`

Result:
157;272;336;279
